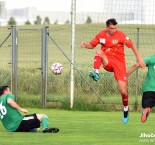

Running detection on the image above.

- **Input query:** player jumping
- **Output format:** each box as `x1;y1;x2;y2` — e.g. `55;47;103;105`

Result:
80;18;145;124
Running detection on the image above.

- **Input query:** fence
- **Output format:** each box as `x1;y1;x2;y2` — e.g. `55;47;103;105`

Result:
0;0;155;110
0;27;11;88
0;25;154;110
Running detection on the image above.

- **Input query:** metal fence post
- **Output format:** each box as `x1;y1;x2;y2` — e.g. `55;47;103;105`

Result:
11;26;18;101
41;27;48;108
70;0;76;108
135;28;140;109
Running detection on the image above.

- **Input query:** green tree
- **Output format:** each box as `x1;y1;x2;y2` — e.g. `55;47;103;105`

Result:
54;19;58;25
34;15;42;25
8;17;16;25
65;19;70;24
25;20;31;25
85;16;92;24
43;17;50;24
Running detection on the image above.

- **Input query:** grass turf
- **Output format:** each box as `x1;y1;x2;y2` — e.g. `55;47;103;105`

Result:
0;108;155;145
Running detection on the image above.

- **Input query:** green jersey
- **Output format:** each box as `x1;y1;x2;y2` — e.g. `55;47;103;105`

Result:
142;55;155;92
0;93;24;131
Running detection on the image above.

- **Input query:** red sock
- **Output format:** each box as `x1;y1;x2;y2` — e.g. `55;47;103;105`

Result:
121;94;128;106
94;56;102;69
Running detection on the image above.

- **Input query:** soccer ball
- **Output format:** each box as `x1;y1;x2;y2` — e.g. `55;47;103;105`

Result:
51;62;63;75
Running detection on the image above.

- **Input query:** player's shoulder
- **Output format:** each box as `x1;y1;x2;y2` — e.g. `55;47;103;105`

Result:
116;29;126;35
148;55;155;61
145;55;155;60
97;29;106;35
115;30;128;40
0;93;14;103
6;93;15;100
144;55;155;64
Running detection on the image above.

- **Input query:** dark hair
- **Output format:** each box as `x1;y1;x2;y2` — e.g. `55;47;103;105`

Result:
106;18;117;27
0;86;9;96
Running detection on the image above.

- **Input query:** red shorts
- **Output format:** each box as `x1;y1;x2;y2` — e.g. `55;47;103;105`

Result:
102;57;127;82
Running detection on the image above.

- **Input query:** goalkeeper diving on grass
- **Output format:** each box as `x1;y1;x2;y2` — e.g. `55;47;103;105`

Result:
128;55;155;123
80;18;145;124
0;86;59;133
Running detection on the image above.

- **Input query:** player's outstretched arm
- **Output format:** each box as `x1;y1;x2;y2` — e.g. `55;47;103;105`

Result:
127;63;139;77
80;42;94;49
7;98;28;113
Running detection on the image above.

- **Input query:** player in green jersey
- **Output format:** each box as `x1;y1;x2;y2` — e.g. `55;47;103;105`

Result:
127;55;155;123
0;86;59;133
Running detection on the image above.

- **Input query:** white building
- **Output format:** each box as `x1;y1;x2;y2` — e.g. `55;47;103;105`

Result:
1;0;155;25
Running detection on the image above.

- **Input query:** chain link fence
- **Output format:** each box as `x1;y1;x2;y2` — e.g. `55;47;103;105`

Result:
47;27;71;108
16;28;42;106
0;28;11;87
0;25;154;110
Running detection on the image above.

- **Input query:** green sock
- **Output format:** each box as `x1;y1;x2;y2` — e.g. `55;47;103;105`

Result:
32;128;38;132
41;116;48;130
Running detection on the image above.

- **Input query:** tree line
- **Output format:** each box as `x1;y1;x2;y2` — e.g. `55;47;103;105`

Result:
8;15;93;25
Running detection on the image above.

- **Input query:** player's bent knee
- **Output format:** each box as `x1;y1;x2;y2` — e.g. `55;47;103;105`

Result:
119;89;127;95
95;49;102;56
36;114;48;121
120;91;128;96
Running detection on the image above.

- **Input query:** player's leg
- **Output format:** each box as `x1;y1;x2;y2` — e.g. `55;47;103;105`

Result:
141;107;150;123
29;128;40;132
113;60;128;123
15;114;41;132
141;92;155;123
89;49;108;81
118;80;129;124
36;114;59;133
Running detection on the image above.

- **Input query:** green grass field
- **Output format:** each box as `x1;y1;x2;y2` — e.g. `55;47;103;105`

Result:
0;108;155;145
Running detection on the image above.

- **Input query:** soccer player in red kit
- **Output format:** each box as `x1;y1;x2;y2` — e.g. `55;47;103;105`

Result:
80;18;145;124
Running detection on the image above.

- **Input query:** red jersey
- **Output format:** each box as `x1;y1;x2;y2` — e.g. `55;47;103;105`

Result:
90;29;133;61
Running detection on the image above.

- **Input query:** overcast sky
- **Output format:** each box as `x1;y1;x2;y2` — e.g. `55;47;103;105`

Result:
4;0;105;12
5;0;71;11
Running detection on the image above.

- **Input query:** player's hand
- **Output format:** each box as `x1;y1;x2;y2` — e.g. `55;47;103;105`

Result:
80;42;87;48
20;108;28;113
138;59;146;69
80;42;94;49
